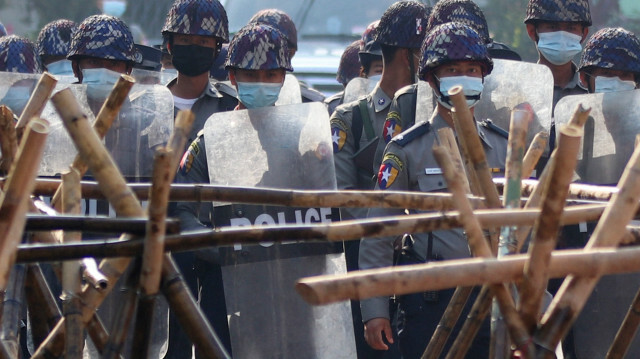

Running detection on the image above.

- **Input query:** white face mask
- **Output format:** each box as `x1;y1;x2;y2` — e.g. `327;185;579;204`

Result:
435;75;484;109
537;31;582;66
594;76;636;93
46;59;74;76
82;68;121;85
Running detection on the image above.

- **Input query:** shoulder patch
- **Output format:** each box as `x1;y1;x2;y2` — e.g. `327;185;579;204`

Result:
179;139;201;175
391;121;431;147
330;118;349;153
378;153;404;190
480;119;509;139
383;111;403;143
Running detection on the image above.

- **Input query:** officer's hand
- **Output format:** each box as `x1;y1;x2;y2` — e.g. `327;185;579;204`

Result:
363;317;393;350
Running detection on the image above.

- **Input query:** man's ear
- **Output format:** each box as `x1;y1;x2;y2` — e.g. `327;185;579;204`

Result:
526;23;538;43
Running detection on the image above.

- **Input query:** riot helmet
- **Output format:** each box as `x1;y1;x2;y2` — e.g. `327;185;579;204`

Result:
249;9;297;52
524;0;592;26
68;15;141;64
0;35;40;73
359;20;382;74
375;1;429;49
36;19;77;73
225;23;292;72
428;0;490;44
337;40;362;86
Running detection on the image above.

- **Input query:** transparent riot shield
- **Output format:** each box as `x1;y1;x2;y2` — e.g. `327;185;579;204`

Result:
415;80;435;124
204;102;356;358
0;72;40;117
131;68;163;85
40;83;174;179
555;90;640;358
343;77;376;104
555;90;640;185
475;59;554;144
275;73;303;106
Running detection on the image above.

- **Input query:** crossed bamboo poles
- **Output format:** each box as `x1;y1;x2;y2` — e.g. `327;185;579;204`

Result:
2;74;640;358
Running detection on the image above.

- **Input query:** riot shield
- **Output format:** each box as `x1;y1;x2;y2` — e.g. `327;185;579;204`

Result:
415;80;435;124
475;59;554;145
555;90;640;185
39;83;174;179
131;68;163;85
0;72;40;117
204;102;356;358
275;73;303;106
343;77;376;104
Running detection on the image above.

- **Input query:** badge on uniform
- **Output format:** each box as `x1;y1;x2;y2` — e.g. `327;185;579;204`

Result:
383;112;402;143
330;118;348;153
378;153;404;190
179;140;200;175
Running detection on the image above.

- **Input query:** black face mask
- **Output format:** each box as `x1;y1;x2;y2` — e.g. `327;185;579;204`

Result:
171;44;216;77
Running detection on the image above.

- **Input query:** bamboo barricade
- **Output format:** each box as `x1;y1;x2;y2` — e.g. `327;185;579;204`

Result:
438;127;473;195
61;169;84;358
521;132;549;180
433;146;533;357
0;264;25;359
0;106;16;174
0;119;49;292
606;289;640;358
25;264;63;352
534;137;640;358
24;214;180;235
15;72;57;137
519;125;582;333
49;74;135;210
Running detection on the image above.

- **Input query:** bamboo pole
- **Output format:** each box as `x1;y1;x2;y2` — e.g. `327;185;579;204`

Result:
606;288;640;359
24;214;179;235
494;179;618;203
25;264;63;352
0;264;25;358
433;145;533;357
102;261;140;359
61;168;84;358
0;106;16;175
87;315;110;353
445;285;493;359
49;74;135;210
15;72;57;133
519;125;582;333
522;132;549;179
0;118;49;291
535;143;640;358
161;256;231;359
438;127;472;194
295;245;640;306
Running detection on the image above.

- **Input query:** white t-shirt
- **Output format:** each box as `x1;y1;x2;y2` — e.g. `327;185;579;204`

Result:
173;95;198;111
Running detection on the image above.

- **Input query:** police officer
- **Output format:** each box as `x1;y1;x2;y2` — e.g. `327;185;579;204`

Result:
170;22;293;357
578;27;640;94
0;35;40;116
36;19;77;76
360;22;507;358
428;0;521;61
525;0;591;106
248;8;326;103
161;0;237;147
325;40;361;115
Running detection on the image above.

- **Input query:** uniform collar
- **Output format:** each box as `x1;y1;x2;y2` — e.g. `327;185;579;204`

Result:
431;112;493;149
370;83;392;113
167;78;223;100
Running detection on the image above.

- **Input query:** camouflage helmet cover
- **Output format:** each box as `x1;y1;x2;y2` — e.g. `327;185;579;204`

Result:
67;15;142;63
249;9;297;50
579;27;640;76
420;22;493;77
428;0;491;44
36;19;77;58
162;0;229;42
525;0;592;26
225;23;293;72
337;40;362;86
375;1;430;49
0;35;40;73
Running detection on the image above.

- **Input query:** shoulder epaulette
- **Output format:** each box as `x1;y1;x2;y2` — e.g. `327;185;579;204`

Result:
213;81;238;98
480;119;508;139
395;83;418;97
324;91;344;105
301;85;326;103
391;120;431;147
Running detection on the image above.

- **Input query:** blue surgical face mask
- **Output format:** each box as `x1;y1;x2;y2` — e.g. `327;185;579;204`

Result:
102;0;127;17
435;75;484;109
46;59;74;77
236;81;283;109
368;74;382;84
594;76;636;93
537;31;582;66
82;68;121;85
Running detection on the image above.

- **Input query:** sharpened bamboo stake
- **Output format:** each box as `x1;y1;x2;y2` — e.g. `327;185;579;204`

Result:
50;74;135;210
0;118;49;291
61;169;84;358
15;72;57;131
433;145;533;357
0;106;16;175
519;125;582;334
535;142;640;358
522;132;549;179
